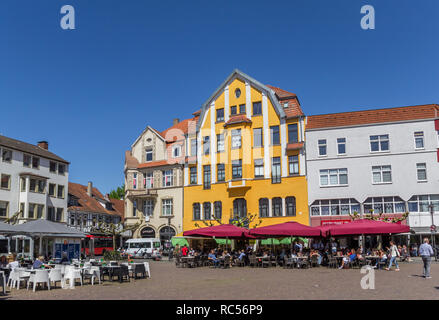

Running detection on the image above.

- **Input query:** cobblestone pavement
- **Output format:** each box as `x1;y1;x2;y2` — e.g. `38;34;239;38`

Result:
4;260;439;300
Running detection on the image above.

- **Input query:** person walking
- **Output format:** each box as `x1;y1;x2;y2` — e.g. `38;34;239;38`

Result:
419;238;434;279
385;241;400;271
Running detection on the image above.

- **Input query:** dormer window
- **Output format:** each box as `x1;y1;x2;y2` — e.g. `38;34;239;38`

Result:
172;145;181;158
145;148;153;162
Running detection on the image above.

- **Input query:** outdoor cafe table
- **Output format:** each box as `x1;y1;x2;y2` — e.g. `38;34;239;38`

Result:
101;265;123;282
365;256;380;266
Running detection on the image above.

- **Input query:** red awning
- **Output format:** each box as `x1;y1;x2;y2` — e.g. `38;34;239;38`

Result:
183;224;255;239
319;219;410;237
249;221;322;237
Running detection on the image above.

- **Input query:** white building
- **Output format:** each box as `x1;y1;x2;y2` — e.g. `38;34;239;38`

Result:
305;104;439;239
0;136;69;224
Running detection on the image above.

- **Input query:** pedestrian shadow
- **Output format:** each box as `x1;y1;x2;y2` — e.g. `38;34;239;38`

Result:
409;274;425;278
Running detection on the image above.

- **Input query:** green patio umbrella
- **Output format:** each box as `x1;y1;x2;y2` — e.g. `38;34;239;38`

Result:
171;237;189;247
214;238;230;246
261;238;281;245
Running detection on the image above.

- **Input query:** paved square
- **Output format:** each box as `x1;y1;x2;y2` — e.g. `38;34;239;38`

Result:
4;260;439;300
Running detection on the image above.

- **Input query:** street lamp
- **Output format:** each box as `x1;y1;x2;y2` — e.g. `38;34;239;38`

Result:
167;217;173;261
428;202;437;261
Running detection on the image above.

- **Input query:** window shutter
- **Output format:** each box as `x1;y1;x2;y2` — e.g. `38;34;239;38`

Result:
435;119;439;131
437;149;439;162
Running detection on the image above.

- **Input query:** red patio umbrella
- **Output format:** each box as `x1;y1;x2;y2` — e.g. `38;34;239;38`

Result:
319;219;410;237
183;224;255;239
249;221;322;237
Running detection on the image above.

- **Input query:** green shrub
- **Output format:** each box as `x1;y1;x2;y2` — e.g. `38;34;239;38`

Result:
103;250;122;261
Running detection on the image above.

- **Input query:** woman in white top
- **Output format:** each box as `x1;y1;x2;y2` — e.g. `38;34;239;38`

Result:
6;254;19;271
385;241;400;271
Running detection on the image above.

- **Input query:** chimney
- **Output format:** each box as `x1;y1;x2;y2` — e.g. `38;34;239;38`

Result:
87;181;93;197
37;141;48;150
173;118;180;126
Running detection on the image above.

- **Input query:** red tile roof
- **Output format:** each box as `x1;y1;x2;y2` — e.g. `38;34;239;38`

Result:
307;104;439;130
160;116;199;142
125;150;140;169
224;115;252;127
109;198;125;221
68;182;122;217
266;85;304;118
286;142;304;151
266;85;297;99
137;159;170;169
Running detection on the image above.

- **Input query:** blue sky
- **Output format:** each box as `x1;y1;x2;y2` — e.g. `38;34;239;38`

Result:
0;0;438;194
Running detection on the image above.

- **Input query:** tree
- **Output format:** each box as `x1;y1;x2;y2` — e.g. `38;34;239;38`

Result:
4;210;22;225
109;184;125;200
90;221;141;251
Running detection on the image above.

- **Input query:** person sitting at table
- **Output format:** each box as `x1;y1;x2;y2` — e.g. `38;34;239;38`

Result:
0;255;7;268
60;252;69;264
208;250;219;268
238;250;246;263
339;249;356;269
310;249;322;265
400;245;411;262
373;250;387;269
181;245;189;257
6;254;19;271
32;256;45;269
356;249;365;263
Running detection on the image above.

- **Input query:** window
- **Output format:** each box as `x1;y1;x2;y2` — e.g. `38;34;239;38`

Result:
190;139;197;156
145;172;154;188
203;165;211;189
259;198;269;217
193;203;201;220
56;208;63;222
190;167;197;184
417;163;427;181
318;139;327;156
408;195;439;213
239;104;246;114
235;88;241;98
337;138;346;155
28;204;44;219
288;124;298;143
216;108;224;122
231;129;241;149
414;132;424;149
57;185;65;198
253;102;262;115
288;155;299;175
370;135;389;152
172;145;181;158
254;159;264;178
0;201;8;218
29;179;37;192
162;170;173;187
133;173;137;189
49;183;56;197
145;148;153;162
311;199;360;216
0;174;10;190
162;199;173;216
233;198;247;218
203;136;210;155
133;200;137;217
364;197;405;214
272;197;282;217
320;168;348;186
47;207;55;221
20;178;26;192
2;149;12;163
29;178;46;193
217;134;224;152
286;197;296;216
217;164;225;182
271;157;281;183
203;202;211;220
372;166;392;183
50;161;57;173
253;128;263;148
32;157;40;169
143;200;154;217
58;164;66;175
270;126;280;145
214;201;222;219
232;160;242;179
230;106;237;115
23;154;31;167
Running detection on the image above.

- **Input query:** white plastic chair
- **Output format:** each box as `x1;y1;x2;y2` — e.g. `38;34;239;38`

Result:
27;270;50;292
9;268;31;290
83;266;100;285
63;267;82;289
143;262;151;278
48;268;63;288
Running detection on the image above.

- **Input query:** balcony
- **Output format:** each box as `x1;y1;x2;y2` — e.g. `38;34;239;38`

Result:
126;188;158;199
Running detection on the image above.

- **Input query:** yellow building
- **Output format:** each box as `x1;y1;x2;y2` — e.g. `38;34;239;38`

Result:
183;70;309;232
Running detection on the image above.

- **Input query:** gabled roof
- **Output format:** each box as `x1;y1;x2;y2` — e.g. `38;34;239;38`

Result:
68;182;122;217
130;126;165;149
224;115;252;127
125;150;140;170
0;135;69;164
160;116;199;142
307;104;439;130
196;69;289;131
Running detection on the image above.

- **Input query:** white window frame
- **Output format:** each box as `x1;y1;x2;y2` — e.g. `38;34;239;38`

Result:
319;168;348;187
416;163;427;182
370;135;390;153
162;170;173;187
337;138;346;155
145;148;153;162
318;139;327;156
372;165;392;184
414;131;425;150
217;134;225;152
143;199;154;217
162;199;173;216
231;129;241;149
172;145;181;158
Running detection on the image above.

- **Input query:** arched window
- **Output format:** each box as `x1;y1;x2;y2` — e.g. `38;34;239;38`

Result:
272;197;282;217
214;201;222;219
159;226;176;243
259;198;269;217
203;202;211;220
286;197;296;216
193;203;200;220
233;198;247;218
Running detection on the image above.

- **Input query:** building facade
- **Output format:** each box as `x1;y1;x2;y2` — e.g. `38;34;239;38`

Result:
124;117;198;243
305;104;439;237
183;70;309;231
0;136;69;224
